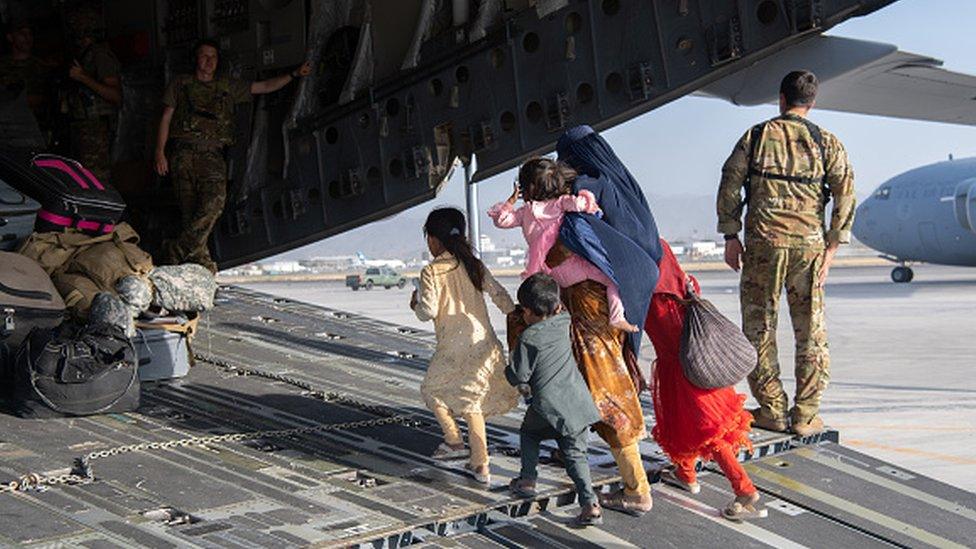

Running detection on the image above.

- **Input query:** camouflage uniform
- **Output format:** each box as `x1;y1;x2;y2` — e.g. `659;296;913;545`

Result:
67;42;120;182
717;113;855;424
161;75;251;273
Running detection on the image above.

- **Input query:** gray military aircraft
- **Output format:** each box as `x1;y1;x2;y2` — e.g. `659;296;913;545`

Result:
853;157;976;282
3;1;976;547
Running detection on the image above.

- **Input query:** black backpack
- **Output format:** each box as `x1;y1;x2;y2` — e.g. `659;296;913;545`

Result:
740;116;830;215
10;322;139;418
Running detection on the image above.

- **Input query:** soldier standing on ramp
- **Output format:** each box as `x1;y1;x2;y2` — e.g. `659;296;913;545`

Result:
716;70;856;437
154;39;312;273
64;6;121;182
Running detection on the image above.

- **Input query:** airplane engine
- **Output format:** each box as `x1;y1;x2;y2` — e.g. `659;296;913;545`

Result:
952;178;976;235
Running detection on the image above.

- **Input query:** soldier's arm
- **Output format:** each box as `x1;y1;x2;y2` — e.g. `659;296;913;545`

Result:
824;134;856;246
154;106;175;176
250;61;313;95
716;131;751;236
69;62;122;105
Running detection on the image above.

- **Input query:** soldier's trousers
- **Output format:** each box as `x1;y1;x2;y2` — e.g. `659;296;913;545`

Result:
166;147;227;273
740;243;830;423
70;117;113;183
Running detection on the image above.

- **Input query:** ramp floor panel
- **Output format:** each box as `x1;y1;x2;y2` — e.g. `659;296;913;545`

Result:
0;286;972;547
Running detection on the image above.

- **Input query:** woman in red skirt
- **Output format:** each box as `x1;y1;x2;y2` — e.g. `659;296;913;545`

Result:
645;240;766;521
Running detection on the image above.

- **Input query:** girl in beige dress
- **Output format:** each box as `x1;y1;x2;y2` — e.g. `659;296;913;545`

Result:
410;208;518;484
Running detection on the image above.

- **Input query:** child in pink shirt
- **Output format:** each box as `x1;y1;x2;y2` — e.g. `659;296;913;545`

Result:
488;158;638;333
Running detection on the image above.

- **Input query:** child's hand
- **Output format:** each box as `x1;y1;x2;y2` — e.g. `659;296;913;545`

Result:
409;290;418;309
508;181;520;205
517;384;532;398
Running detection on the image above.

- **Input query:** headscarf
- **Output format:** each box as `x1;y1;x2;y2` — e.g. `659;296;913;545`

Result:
555;125;662;355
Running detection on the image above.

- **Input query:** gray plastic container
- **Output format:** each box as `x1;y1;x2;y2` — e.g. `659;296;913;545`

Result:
135;328;190;381
0;177;40;251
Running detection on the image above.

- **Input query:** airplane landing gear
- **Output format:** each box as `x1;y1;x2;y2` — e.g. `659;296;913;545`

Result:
891;266;914;283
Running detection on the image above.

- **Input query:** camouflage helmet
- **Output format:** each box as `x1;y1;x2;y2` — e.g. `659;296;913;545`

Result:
65;4;104;39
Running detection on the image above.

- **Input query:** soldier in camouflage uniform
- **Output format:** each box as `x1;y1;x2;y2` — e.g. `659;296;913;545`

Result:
0;19;53;138
155;39;312;273
65;6;121;182
717;71;855;437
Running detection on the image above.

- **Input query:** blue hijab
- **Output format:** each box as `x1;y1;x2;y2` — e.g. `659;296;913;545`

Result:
556;126;662;355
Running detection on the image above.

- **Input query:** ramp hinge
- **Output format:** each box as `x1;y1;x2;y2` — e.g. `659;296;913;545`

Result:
788;0;823;32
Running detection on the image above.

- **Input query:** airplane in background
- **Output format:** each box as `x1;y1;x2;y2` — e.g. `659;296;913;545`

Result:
853;157;976;282
356;252;406;270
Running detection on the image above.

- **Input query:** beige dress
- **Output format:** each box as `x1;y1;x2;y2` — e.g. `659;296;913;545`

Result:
413;253;519;416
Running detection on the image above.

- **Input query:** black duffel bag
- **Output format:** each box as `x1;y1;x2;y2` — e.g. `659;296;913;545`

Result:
679;284;758;390
10;322;139;418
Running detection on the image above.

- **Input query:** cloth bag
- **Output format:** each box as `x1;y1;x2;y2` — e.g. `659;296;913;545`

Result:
679;284;757;389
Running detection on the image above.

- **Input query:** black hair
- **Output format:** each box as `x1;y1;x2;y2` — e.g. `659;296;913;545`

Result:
194;38;221;58
518;157;577;202
423;208;486;292
517;274;561;317
780;70;818;108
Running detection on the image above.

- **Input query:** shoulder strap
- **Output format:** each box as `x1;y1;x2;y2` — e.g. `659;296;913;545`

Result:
738;122;766;216
796;117;830;205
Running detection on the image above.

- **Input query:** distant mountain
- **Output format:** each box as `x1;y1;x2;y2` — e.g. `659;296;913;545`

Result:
269;193;718;262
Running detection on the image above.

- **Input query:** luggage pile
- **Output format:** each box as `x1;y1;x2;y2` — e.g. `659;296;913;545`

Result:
0;151;217;418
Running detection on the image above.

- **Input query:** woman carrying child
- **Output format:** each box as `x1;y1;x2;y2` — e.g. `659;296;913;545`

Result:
488;158;638;333
410;208;519;485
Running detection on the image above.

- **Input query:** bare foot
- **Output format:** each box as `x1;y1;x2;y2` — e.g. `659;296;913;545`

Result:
611;320;640;333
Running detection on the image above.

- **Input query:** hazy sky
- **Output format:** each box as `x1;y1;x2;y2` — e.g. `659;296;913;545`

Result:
279;0;976;259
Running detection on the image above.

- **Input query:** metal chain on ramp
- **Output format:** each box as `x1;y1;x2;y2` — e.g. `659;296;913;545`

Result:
1;354;418;496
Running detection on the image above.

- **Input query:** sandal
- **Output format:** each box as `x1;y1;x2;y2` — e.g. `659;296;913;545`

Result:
508;477;537;498
575;502;604;526
432;442;468;460
661;469;701;495
722;493;768;521
464;463;491;485
599;489;653;516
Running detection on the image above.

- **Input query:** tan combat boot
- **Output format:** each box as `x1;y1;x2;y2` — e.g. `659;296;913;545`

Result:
791;415;825;437
748;408;789;432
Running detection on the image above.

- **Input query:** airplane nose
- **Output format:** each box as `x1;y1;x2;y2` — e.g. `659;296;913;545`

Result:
852;197;875;245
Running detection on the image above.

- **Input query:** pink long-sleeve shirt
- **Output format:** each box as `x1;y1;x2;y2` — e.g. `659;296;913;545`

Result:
487;190;600;279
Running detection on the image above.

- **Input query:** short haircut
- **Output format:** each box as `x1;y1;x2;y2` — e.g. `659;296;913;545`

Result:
194;38;220;56
517;274;561;317
780;70;818;107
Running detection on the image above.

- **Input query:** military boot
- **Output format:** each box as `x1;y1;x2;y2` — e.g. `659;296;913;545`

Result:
749;408;789;432
791;415;825;437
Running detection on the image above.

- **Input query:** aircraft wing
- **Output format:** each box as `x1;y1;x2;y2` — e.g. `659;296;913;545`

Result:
697;35;976;126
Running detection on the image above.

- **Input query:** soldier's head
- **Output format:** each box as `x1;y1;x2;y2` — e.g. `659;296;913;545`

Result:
65;5;103;47
518;157;576;202
5;19;33;55
779;70;818;114
194;39;221;79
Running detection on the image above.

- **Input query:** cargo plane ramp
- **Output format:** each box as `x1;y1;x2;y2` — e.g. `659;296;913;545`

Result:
0;286;973;548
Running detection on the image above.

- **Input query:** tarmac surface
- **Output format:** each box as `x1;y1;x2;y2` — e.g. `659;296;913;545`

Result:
245;263;976;493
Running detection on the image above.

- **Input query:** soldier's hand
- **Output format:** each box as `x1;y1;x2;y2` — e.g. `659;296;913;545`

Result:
155;150;169;176
724;237;743;272
68;60;87;82
295;61;313;78
817;244;839;287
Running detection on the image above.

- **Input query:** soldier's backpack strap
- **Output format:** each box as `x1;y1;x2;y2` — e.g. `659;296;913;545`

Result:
738;122;767;217
744;116;830;205
796;117;831;205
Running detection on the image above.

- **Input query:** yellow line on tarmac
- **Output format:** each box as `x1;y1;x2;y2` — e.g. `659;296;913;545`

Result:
793;448;976;522
844;439;976;466
745;465;968;549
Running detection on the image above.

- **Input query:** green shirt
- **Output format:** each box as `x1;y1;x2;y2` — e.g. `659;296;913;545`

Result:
163;75;252;147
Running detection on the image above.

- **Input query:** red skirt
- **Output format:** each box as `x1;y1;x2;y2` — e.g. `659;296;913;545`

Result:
645;242;753;463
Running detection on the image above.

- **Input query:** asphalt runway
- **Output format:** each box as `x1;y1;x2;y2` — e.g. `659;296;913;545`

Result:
244;264;976;492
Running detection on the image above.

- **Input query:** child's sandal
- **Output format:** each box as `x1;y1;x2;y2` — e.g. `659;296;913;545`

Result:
432;442;468;460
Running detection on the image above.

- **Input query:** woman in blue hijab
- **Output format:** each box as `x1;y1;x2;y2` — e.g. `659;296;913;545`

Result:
557;125;662;356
